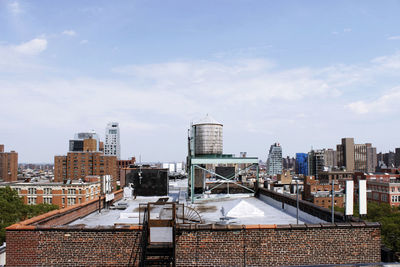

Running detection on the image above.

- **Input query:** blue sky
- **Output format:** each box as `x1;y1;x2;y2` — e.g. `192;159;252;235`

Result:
1;0;400;163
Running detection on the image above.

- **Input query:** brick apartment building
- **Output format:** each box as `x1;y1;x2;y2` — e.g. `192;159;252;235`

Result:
354;172;400;207
0;176;101;208
303;176;344;209
117;156;136;187
0;144;18;182
54;137;118;191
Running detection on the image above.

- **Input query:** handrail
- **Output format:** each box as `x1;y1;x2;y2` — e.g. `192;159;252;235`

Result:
127;208;148;267
139;209;148;267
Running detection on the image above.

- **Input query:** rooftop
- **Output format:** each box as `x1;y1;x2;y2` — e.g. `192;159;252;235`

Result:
69;178;314;227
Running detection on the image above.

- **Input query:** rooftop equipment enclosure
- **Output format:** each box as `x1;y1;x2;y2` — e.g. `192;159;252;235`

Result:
126;168;169;196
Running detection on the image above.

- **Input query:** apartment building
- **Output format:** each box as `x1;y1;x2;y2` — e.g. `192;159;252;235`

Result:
303;176;344;209
0;178;101;208
354;172;400;207
0;144;18;182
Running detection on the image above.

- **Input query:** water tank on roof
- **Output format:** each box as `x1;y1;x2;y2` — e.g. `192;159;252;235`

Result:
193;115;223;155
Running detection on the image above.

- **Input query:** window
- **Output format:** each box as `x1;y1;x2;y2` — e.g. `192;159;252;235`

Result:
28;188;37;195
67;197;76;206
44;188;52;195
43;197;52;204
28;197;36;205
14;188;21;194
68;189;76;195
62;197;65;205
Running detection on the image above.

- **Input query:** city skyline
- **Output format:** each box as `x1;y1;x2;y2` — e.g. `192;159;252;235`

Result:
2;1;400;162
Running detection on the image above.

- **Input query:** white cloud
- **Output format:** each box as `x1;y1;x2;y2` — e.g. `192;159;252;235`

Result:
80;39;88;44
371;52;400;69
387;36;400;40
8;1;22;15
0;38;48;72
3;50;400;161
13;38;47;55
346;87;400;115
62;30;76;36
113;59;337;104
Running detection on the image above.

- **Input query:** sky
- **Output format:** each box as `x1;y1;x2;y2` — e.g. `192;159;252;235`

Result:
1;0;400;163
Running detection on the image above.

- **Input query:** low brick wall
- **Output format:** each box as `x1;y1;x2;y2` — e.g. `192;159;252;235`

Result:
6;226;141;267
7;189;123;228
175;223;381;266
258;188;346;222
6;222;381;266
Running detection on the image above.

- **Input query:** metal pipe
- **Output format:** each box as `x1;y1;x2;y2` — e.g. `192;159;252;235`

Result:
191;164;195;203
296;180;299;224
331;178;334;223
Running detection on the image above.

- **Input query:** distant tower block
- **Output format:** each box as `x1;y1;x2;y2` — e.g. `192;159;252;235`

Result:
105;122;121;159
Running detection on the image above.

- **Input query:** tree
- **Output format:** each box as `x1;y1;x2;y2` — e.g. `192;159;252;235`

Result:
0;186;58;244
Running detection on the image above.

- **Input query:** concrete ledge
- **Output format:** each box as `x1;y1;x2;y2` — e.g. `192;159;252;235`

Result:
335;222;352;228
290;224;307;229
364;221;381;228
350;222;366;227
320;223;336;228
276;224;292;229
305;223;322;228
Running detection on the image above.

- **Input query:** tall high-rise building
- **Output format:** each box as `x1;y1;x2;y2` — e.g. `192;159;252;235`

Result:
337;138;376;172
295;153;308;175
354;144;368;172
0;144;18;182
323;149;337;169
395;148;400;167
105;122;120;159
384;151;395;168
366;146;377;172
266;143;282;176
308;150;325;177
337;138;355;171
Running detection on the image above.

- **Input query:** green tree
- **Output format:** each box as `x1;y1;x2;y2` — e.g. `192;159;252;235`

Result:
0;186;58;244
336;201;400;253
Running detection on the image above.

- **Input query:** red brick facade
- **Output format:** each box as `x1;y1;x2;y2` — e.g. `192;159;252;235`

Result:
6;223;380;266
6;229;141;266
175;224;380;266
0;145;18;182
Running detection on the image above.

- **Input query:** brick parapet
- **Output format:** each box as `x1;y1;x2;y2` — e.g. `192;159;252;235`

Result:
258;187;348;222
6;189;124;229
175;224;381;266
6;222;381;266
6;229;142;267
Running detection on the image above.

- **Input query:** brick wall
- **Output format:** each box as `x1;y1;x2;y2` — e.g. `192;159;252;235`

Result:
6;223;380;266
6;227;141;267
175;223;381;266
